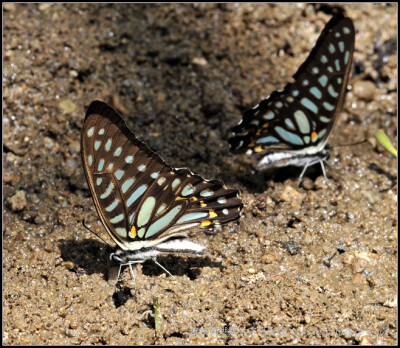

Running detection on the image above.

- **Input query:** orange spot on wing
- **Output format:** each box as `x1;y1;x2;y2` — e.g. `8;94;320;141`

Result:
130;226;137;237
209;209;217;218
311;131;318;141
254;146;264;153
200;201;207;208
201;220;211;227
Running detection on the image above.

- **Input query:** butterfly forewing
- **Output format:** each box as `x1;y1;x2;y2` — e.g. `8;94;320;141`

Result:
82;101;242;251
229;14;355;156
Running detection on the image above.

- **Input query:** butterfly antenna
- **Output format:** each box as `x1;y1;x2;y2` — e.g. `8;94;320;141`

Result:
82;219;111;247
330;139;368;149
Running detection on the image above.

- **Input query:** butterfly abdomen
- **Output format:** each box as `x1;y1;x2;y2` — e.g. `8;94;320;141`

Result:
256;148;331;170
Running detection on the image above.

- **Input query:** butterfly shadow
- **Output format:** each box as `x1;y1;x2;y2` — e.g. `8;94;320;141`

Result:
57;238;224;282
58;238;113;281
265;165;326;184
232;164;325;194
139;255;224;280
111;256;223;308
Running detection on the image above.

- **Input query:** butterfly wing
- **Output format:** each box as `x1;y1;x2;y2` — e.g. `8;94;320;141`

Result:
81;101;242;251
229;14;355;155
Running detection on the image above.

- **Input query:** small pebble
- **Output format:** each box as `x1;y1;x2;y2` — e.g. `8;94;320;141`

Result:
59;99;76;113
4;3;16;11
341;328;354;340
68;140;80;153
43;137;55;149
192;57;208;66
9;190;27;211
69;70;79;78
355;330;369;343
261;253;276;264
284;241;301;255
3;173;14;184
38;3;51;11
353;80;376;101
280;185;305;209
383;298;397;308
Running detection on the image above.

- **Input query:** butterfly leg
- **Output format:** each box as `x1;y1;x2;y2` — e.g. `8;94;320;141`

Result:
298;160;312;186
114;261;143;287
128;262;137;288
323;159;333;168
152;257;176;280
116;264;123;280
319;159;328;181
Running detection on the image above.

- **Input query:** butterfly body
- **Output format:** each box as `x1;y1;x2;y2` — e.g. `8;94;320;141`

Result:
255;147;330;171
111;237;206;264
229;14;355;181
81;101;242;268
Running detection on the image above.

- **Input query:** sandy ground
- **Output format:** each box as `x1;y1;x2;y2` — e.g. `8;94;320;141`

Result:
3;3;397;345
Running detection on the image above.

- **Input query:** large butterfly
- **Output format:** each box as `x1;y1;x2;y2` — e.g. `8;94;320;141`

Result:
81;101;242;274
228;14;355;183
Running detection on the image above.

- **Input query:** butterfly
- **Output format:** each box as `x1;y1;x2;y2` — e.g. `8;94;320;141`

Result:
81;101;243;279
228;14;355;184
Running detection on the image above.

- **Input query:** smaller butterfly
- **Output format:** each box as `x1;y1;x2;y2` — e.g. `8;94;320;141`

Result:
81;101;243;280
228;14;355;184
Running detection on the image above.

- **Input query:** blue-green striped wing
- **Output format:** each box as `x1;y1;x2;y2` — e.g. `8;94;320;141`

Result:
81;101;242;251
229;14;355;157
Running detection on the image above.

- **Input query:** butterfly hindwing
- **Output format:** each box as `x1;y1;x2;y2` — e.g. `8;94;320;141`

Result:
82;101;242;251
131;168;242;241
229;14;355;157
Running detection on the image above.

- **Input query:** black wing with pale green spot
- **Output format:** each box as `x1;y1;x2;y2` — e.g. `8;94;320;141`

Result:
81;101;242;251
229;14;355;156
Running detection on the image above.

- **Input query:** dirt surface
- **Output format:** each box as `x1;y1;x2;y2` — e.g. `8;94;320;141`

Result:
3;3;397;345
